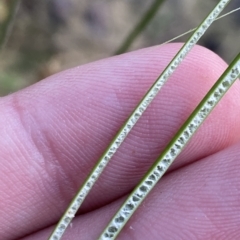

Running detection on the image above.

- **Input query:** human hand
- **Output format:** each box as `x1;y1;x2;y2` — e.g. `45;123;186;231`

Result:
1;43;240;240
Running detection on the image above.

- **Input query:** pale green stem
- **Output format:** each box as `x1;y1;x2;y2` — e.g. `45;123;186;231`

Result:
49;1;231;239
114;2;240;55
114;0;166;55
0;0;19;51
99;52;240;240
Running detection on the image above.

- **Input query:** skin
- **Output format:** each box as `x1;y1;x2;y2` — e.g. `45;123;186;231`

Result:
0;43;240;240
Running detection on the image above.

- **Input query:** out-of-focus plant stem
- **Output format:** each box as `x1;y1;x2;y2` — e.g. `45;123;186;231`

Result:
114;0;166;55
0;0;19;51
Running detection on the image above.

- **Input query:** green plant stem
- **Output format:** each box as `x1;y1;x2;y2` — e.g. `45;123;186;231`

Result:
115;3;240;56
161;7;240;46
114;0;166;55
0;0;19;51
99;52;240;240
49;1;231;239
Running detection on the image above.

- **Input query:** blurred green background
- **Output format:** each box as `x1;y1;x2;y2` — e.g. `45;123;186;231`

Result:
0;0;239;96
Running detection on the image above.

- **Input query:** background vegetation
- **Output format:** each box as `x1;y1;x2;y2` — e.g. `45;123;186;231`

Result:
0;0;239;96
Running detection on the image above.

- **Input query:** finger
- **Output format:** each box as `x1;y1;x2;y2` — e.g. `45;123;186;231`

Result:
1;43;240;239
21;140;240;240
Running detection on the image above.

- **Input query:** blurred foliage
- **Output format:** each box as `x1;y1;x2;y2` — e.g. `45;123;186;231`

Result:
115;0;166;55
0;0;239;96
0;0;19;50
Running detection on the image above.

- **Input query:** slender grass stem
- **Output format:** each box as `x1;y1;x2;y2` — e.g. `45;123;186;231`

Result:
114;0;166;55
0;0;19;51
99;52;240;240
114;2;240;56
161;7;240;46
49;1;231;239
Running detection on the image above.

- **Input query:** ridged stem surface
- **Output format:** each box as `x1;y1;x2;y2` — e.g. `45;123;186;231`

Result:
49;1;231;239
99;52;240;240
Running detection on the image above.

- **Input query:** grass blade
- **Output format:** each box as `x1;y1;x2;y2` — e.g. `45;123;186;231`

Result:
0;0;19;51
49;1;231;239
114;0;166;55
99;52;240;239
161;7;240;46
